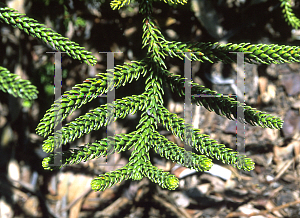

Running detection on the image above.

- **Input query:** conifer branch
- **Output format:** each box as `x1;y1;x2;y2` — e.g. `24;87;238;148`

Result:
142;17;167;68
144;62;165;112
0;66;38;100
161;41;300;64
110;0;131;10
155;0;187;5
28;0;299;193
36;60;149;137
90;131;179;191
160;69;283;129
143;161;179;190
153;105;255;171
90;160;180;191
40;93;152;153
42;131;139;170
280;0;300;29
0;3;97;66
151;130;213;171
91;165;132;191
141;17;300;65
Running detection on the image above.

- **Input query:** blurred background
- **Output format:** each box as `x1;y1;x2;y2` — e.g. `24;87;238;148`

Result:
1;0;300;217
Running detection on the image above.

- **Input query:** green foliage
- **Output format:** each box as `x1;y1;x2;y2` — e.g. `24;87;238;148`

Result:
110;0;132;10
280;0;300;29
0;66;38;100
0;3;97;66
35;59;149;137
74;17;86;28
1;0;300;192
